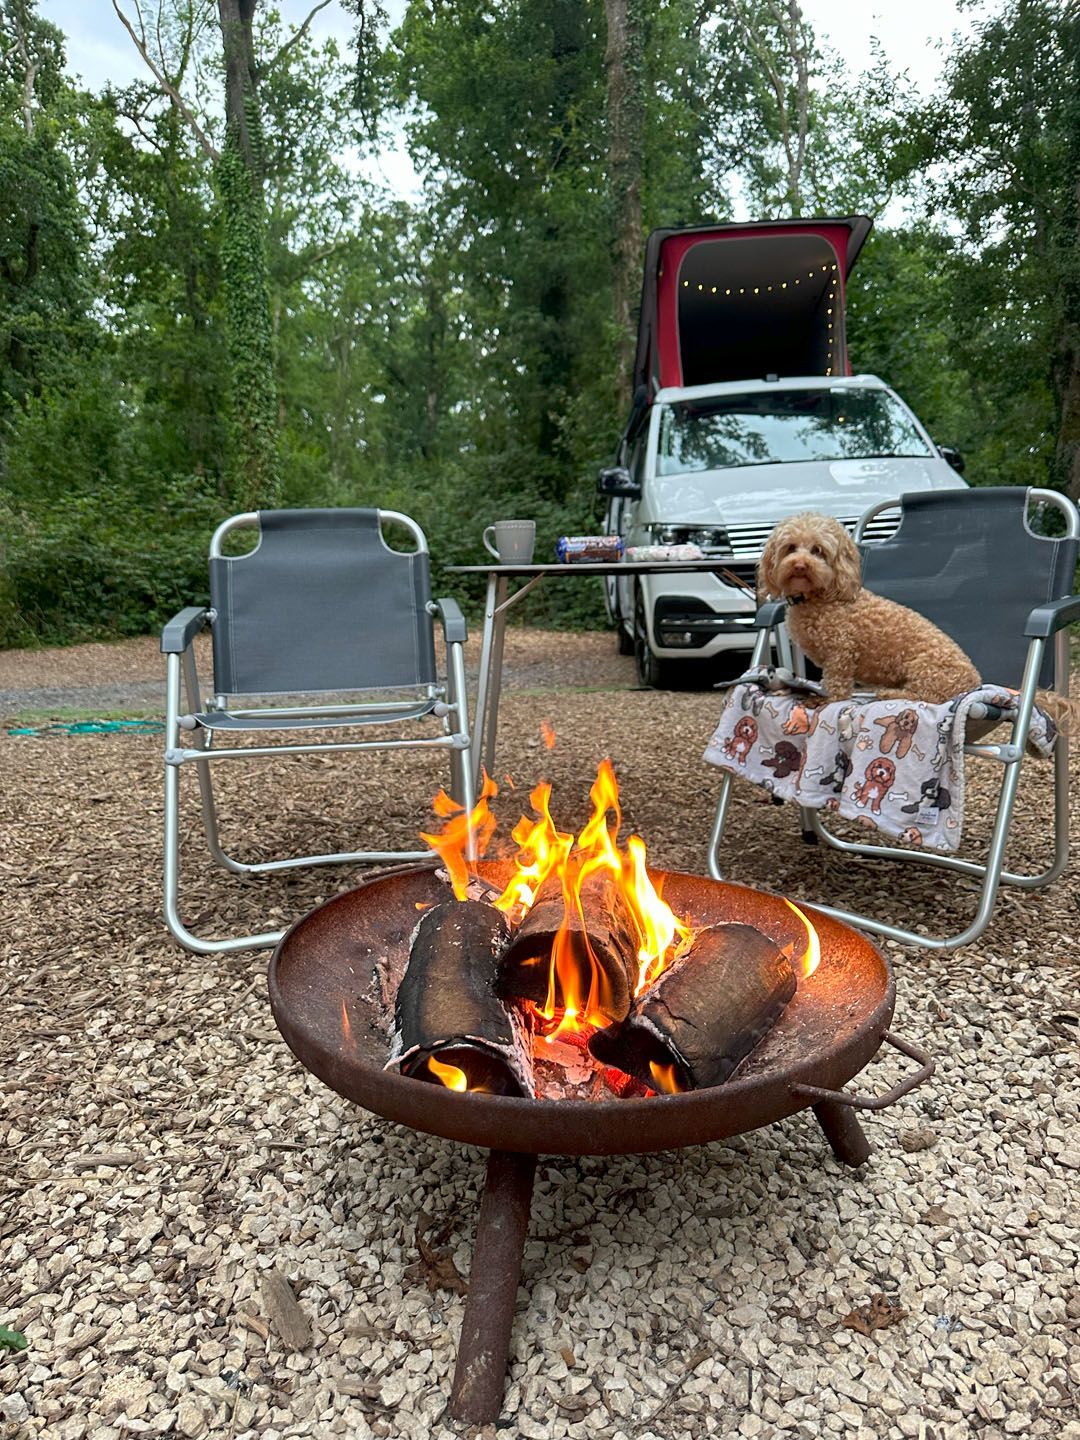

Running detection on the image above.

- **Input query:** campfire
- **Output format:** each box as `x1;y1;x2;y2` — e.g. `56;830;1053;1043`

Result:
382;758;821;1101
272;787;931;1428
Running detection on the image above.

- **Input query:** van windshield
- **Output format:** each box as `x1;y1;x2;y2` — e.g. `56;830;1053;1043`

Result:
656;388;933;475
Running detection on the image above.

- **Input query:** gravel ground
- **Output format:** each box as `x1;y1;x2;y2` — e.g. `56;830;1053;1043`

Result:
2;630;1079;1440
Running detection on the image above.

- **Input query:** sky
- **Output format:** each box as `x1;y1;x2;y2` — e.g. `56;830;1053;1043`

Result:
46;0;980;201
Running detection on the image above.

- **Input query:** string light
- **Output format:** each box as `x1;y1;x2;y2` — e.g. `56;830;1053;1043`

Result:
677;256;843;376
680;259;839;297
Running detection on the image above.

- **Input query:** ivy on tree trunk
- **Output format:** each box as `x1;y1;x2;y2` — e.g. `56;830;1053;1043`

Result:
217;136;280;511
216;0;280;510
605;0;644;414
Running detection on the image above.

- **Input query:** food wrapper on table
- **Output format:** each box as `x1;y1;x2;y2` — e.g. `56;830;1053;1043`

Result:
555;535;624;563
624;543;705;562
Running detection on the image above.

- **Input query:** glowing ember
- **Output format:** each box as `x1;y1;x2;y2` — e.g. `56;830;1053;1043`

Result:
781;899;822;979
649;1060;686;1094
427;1055;468;1091
341;1000;353;1047
540;720;557;750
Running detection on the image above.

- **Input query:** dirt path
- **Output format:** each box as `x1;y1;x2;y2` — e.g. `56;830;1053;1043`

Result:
0;629;642;722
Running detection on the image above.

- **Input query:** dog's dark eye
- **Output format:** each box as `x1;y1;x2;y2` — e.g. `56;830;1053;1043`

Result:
811;545;823;557
785;543;797;554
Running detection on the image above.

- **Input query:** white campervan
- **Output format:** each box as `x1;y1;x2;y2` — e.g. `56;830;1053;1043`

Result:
599;218;968;685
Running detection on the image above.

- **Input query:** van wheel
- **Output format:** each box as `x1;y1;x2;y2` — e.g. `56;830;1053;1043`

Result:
634;589;672;688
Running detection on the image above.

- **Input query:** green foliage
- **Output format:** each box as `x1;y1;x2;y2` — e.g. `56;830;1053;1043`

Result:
0;2;94;407
2;0;1079;648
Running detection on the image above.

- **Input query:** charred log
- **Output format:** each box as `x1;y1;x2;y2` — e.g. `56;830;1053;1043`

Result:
387;900;533;1097
588;923;796;1092
499;870;640;1022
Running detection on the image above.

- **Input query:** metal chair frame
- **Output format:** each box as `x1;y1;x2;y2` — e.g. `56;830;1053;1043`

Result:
162;510;474;954
707;489;1079;950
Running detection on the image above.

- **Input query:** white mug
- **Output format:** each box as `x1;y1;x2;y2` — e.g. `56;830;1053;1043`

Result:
483;519;536;563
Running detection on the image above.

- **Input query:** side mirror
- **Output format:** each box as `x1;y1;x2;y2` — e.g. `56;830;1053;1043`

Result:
939;446;965;475
597;465;641;499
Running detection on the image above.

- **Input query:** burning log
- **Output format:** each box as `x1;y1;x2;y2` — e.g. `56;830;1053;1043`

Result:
588;923;797;1092
499;869;640;1023
387;900;534;1097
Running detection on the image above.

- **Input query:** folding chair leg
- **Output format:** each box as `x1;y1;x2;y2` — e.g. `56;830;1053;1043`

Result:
789;641;1058;950
446;638;475;813
706;770;736;881
164;654;287;954
708;636;1070;951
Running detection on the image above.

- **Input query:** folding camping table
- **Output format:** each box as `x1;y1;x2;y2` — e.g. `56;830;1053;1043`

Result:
447;560;746;788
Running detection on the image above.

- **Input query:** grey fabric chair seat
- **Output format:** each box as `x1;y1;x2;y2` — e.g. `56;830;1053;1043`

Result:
161;508;475;955
706;486;1079;951
191;700;439;732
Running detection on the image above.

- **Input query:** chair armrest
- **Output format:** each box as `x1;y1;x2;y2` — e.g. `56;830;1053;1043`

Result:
161;607;210;654
432;597;468;644
755;600;787;630
1024;594;1080;638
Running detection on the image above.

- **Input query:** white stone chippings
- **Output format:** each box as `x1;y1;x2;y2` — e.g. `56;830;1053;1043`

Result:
3;649;1079;1440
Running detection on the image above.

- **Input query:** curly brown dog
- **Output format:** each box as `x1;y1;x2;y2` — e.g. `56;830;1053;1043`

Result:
759;514;981;704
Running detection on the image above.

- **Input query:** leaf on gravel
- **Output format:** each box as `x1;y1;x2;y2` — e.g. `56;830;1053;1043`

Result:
920;1204;952;1226
405;1211;468;1296
900;1126;938;1153
0;1325;27;1351
841;1294;907;1336
259;1268;312;1351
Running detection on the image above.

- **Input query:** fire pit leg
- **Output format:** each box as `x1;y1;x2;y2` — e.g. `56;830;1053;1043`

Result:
449;1148;537;1425
813;1101;871;1167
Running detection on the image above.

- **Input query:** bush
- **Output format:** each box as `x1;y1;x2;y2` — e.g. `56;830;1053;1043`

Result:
0;476;222;647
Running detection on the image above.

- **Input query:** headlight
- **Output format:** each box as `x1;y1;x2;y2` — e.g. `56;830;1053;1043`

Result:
648;524;730;551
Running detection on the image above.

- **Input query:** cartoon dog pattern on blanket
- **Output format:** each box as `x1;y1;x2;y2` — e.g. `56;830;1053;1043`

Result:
704;669;1056;853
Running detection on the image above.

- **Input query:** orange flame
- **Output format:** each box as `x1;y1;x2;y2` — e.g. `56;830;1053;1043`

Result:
782;899;822;979
541;720;556;750
419;772;499;899
421;758;695;1041
492;781;573;921
494;760;692;1038
341;1000;353;1048
427;1056;468;1091
649;1059;686;1094
625;836;693;994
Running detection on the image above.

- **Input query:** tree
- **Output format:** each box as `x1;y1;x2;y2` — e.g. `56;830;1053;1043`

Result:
605;0;645;410
926;0;1078;494
0;0;92;408
112;0;281;508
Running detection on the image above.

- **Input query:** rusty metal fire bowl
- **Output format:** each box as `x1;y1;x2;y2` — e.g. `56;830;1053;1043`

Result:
268;863;932;1424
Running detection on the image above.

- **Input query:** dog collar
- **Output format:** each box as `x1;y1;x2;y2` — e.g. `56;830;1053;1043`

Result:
784;594;806;606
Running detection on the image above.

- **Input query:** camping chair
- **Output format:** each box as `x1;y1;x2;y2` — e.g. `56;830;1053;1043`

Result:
162;508;474;954
706;487;1079;950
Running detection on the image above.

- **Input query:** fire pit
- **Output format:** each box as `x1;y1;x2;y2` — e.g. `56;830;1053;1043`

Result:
269;851;932;1423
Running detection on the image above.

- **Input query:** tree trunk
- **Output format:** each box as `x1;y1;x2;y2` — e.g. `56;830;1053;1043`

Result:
217;0;263;179
605;0;644;414
215;0;281;509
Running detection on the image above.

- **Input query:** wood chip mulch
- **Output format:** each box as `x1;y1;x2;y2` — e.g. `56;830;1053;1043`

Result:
2;630;1078;1440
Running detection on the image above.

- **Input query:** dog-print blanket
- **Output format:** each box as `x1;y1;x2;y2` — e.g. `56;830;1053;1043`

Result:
703;668;1056;853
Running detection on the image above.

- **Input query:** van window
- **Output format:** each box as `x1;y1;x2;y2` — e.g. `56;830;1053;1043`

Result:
656;388;933;474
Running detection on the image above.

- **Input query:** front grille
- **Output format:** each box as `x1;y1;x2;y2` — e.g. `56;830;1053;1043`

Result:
723;509;902;562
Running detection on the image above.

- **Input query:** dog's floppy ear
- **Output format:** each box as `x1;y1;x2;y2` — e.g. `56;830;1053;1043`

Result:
758;525;785;599
828;523;862;601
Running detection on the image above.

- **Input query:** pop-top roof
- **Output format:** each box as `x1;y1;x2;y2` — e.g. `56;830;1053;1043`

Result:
632;217;873;394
